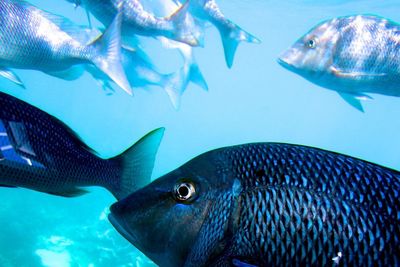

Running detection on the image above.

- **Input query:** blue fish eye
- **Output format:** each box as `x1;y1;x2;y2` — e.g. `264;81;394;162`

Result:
174;182;196;202
307;39;316;48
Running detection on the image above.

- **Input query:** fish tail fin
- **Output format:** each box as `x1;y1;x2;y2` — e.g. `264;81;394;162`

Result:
109;128;165;200
157;38;207;108
167;2;202;46
89;11;132;95
163;69;185;109
187;59;208;91
220;24;261;68
162;58;208;109
175;44;208;91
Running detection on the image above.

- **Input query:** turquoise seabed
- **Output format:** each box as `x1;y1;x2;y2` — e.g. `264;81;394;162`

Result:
1;0;400;266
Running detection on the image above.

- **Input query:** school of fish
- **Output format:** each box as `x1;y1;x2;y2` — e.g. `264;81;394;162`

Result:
0;0;259;108
1;0;400;267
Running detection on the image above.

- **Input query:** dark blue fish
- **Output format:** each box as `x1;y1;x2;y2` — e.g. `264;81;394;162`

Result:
0;92;163;199
110;142;400;266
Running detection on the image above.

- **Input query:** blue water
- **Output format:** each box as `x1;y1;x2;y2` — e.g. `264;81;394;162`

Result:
1;0;400;266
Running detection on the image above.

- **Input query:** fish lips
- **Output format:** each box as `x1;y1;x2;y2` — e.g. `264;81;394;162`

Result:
109;188;184;267
108;184;173;251
109;203;138;245
277;45;307;74
108;188;162;246
108;188;155;245
277;56;299;74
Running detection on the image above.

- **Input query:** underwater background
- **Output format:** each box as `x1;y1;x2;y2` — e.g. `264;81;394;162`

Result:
1;0;400;266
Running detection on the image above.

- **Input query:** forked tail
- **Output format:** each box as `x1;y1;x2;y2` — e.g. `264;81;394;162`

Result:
167;1;203;46
88;11;132;95
108;128;165;200
220;23;261;68
163;54;208;109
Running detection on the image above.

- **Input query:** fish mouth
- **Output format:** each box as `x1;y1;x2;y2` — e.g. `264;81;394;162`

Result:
277;57;298;72
108;210;138;245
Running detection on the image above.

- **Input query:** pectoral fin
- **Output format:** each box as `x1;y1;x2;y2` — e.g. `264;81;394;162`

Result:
330;66;386;78
0;68;25;88
338;92;372;112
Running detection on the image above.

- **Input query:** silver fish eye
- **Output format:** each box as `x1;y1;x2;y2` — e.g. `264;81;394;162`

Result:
307;38;316;48
174;182;196;202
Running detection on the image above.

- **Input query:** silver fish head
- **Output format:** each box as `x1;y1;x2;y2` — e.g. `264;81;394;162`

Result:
278;18;341;80
109;150;234;266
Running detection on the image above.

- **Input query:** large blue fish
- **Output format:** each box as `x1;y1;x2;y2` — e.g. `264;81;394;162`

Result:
110;142;400;266
66;0;201;46
0;92;163;199
0;0;132;95
278;15;400;112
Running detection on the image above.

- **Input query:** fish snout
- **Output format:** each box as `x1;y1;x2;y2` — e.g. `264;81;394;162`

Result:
277;49;293;66
277;48;301;73
277;57;292;69
108;205;138;245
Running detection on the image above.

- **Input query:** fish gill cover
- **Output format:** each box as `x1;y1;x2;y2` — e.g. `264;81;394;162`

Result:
0;0;400;266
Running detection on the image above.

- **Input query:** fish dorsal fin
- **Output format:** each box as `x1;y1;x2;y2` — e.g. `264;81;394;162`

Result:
41;13;90;42
62;125;99;156
337;92;372;112
47;115;100;157
109;128;165;200
68;26;103;46
19;1;94;43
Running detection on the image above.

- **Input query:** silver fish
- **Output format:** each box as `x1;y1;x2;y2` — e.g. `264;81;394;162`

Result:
90;44;207;109
56;23;207;108
147;0;208;107
0;0;131;95
80;30;207;108
278;15;400;112
174;0;261;68
67;0;201;46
